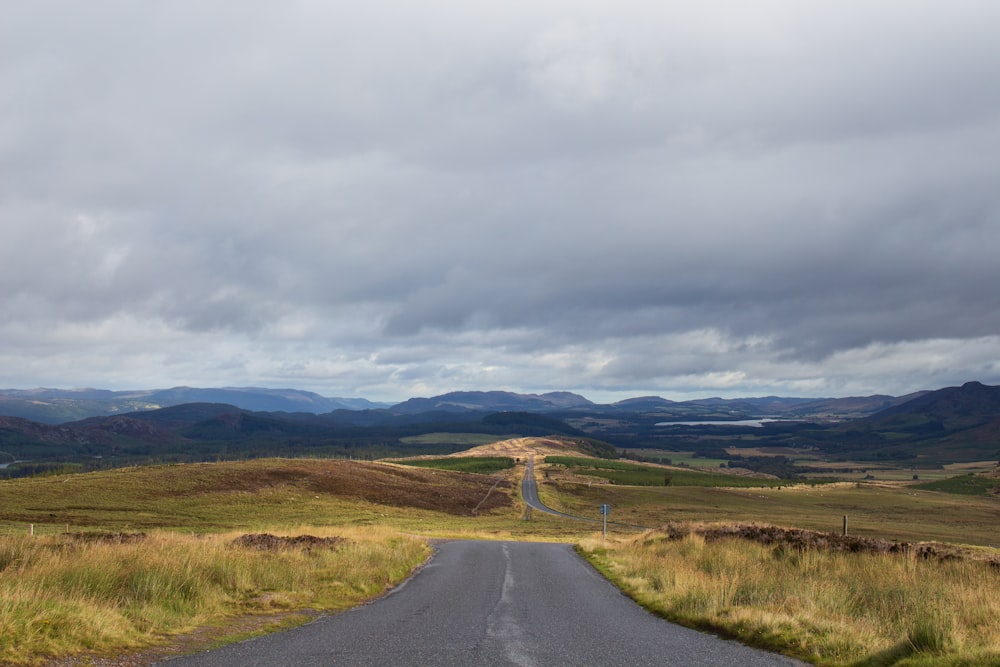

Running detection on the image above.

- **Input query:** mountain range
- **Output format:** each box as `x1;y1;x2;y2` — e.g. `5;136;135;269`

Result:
0;387;386;424
0;385;924;425
1;382;997;474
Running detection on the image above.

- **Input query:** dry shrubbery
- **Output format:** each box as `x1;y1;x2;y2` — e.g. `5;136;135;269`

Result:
655;522;992;563
582;522;1000;666
0;527;429;666
230;533;347;552
273;460;513;516
64;532;148;545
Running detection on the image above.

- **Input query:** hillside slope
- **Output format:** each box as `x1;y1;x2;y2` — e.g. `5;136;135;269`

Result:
0;458;514;529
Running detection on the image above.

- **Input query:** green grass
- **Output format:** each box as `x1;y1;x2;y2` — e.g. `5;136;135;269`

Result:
546;456;654;471
912;473;1000;496
546;455;819;488
392;456;515;474
619;449;730;468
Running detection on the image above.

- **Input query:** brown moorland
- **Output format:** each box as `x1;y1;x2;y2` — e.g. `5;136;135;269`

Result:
0;459;514;534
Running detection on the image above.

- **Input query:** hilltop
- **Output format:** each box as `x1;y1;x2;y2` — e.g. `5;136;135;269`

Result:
446;436;608;460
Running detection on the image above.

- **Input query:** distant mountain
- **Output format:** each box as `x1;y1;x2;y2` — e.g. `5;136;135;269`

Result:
680;396;818;415
108;402;245;429
0;390;158;424
0;384;929;425
640;394;929;420
139;387;384;413
0;413;177;452
863;381;1000;429
0;387;387;424
785;393;928;420
389;391;593;414
611;396;677;410
3;381;998;472
831;381;1000;460
0;398;592;474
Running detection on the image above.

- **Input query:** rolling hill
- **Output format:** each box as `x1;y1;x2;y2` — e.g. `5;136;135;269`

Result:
0;385;931;425
388;390;594;414
0;387;386;424
2;382;998;474
844;381;1000;460
0;402;595;476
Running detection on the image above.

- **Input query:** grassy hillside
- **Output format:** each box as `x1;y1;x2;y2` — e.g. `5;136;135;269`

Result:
0;459;514;533
0;406;600;475
0;458;529;665
534;461;1000;547
545;455;806;488
1;448;998;666
393;456;516;474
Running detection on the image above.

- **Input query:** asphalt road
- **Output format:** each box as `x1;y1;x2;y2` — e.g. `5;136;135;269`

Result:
520;456;597;522
159;540;803;667
521;456;650;530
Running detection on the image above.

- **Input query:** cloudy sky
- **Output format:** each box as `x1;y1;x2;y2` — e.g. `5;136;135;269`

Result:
2;1;999;402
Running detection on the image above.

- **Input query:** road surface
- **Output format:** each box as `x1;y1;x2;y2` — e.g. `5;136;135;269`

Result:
520;456;598;522
521;455;649;530
159;540;803;666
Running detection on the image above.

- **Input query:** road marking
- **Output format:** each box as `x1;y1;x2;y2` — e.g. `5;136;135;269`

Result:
485;543;536;667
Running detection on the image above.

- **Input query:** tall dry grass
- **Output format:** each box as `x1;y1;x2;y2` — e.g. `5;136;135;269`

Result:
580;526;1000;666
0;526;429;665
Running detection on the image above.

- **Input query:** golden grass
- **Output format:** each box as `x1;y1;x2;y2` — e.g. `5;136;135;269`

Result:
4;456;1000;665
0;458;515;534
451;436;598;459
0;458;597;663
536;474;1000;546
0;526;429;665
580;527;1000;666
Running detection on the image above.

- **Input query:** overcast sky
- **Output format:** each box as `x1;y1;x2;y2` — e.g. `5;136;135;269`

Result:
2;1;999;402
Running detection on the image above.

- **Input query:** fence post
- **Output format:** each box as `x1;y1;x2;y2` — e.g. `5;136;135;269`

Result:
842;515;848;537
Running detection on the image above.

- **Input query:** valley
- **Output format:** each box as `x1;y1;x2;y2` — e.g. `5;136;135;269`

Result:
1;383;999;665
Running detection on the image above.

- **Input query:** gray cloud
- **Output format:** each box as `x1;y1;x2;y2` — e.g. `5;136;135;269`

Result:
2;1;999;401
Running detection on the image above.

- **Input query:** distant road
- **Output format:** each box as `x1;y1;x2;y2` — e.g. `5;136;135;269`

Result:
520;455;598;522
521;455;650;530
159;540;803;666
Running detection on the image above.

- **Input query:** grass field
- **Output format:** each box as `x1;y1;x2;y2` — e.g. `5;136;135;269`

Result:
623;447;1000;484
545;455;809;488
912;473;1000;496
580;529;1000;666
0;458;551;665
1;449;999;666
391;456;515;474
0;526;428;665
620;449;732;468
535;473;1000;546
